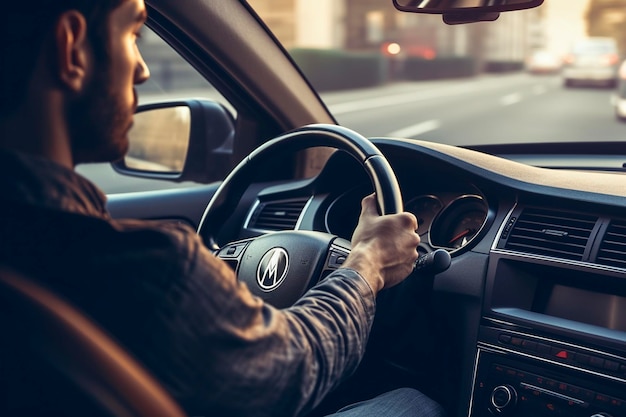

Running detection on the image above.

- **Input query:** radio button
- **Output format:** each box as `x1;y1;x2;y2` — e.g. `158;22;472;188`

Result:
574;353;590;365
594;393;611;407
544;379;558;390
579;388;596;402
556;382;569;393
490;385;518;414
551;348;571;360
603;360;619;372
536;343;551;354
567;385;582;396
589;356;605;369
608;396;624;408
493;364;506;374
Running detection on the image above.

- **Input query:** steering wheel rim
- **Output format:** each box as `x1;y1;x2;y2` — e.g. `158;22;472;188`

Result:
197;123;403;249
196;124;404;307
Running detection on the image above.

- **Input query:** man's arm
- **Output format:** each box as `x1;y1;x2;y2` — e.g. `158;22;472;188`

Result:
137;194;419;417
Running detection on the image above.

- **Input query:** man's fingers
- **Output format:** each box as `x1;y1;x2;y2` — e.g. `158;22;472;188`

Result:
361;195;420;234
400;211;419;231
360;194;379;216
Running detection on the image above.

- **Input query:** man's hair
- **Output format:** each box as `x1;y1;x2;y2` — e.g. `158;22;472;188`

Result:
1;0;125;117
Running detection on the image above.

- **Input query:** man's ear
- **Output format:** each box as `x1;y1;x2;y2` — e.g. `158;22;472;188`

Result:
55;10;90;93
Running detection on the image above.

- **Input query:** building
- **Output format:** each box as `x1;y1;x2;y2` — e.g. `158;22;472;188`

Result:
250;0;546;68
587;0;626;55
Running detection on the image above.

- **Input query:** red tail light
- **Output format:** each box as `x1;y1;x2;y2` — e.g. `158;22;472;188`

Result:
602;53;619;66
563;54;574;65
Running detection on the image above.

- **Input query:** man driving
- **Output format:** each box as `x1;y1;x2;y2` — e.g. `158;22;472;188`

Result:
0;1;445;416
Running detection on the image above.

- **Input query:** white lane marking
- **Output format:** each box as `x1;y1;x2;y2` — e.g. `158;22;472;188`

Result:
327;75;547;115
328;83;495;115
386;120;441;138
501;93;522;106
533;85;547;95
327;74;542;115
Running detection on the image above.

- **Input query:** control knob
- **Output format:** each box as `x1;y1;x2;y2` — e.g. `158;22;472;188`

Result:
490;385;517;414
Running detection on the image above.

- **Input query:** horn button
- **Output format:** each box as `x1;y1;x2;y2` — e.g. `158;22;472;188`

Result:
233;231;339;308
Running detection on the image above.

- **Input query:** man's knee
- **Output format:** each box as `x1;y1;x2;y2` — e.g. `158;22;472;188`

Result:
328;387;446;417
382;388;446;417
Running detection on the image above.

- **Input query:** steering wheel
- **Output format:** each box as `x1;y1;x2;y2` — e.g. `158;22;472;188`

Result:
197;124;403;307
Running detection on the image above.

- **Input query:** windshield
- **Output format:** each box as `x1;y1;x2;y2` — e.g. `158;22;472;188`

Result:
247;0;626;147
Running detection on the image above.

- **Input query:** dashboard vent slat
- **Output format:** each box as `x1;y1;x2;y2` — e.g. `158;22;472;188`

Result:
248;198;309;231
504;208;597;261
596;221;626;268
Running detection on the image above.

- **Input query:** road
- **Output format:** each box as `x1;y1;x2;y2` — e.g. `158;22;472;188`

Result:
324;73;624;146
78;73;625;193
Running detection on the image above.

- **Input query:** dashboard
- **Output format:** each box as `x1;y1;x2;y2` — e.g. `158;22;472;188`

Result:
108;132;626;417
231;137;626;417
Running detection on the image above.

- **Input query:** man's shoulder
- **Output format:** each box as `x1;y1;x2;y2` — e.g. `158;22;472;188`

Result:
0;202;203;277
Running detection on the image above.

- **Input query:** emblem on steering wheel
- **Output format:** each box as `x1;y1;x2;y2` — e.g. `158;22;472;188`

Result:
257;248;289;291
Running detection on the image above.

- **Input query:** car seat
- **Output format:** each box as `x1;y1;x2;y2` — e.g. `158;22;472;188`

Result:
0;265;187;417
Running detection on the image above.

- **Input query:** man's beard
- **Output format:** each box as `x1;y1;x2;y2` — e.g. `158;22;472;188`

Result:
67;66;135;165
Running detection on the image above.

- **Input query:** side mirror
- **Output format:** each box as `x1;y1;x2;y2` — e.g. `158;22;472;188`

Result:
112;99;235;183
392;0;544;24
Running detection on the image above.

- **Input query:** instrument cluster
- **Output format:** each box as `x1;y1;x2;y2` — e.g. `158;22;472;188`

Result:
325;186;490;255
406;193;488;254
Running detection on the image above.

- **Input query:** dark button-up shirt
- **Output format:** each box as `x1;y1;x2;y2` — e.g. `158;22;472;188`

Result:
0;150;376;417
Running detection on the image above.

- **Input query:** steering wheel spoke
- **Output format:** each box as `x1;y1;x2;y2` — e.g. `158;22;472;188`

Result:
215;238;253;270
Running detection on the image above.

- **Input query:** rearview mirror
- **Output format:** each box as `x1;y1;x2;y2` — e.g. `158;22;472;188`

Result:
393;0;544;14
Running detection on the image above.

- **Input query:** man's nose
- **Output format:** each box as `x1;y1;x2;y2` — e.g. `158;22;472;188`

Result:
135;51;150;85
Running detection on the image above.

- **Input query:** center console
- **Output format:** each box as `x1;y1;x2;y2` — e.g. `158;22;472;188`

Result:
468;253;626;417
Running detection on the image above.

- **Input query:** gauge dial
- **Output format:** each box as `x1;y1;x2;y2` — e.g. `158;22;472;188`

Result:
430;195;488;250
325;186;371;240
405;195;443;235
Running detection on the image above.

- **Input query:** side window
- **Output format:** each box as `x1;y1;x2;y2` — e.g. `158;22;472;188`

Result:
76;26;235;194
135;29;235;114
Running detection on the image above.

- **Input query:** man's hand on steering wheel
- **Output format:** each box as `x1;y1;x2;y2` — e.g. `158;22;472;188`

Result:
200;124;413;307
343;194;421;293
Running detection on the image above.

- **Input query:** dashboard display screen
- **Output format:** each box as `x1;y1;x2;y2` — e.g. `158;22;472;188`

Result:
543;285;626;332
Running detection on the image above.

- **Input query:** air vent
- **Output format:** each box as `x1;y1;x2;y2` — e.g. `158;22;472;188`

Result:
504;208;597;261
248;198;309;231
596;220;626;269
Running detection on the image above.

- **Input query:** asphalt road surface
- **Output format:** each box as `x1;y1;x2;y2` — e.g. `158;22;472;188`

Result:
78;73;625;194
325;73;625;146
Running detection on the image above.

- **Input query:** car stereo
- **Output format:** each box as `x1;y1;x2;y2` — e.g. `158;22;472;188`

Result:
470;327;626;416
468;251;626;417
